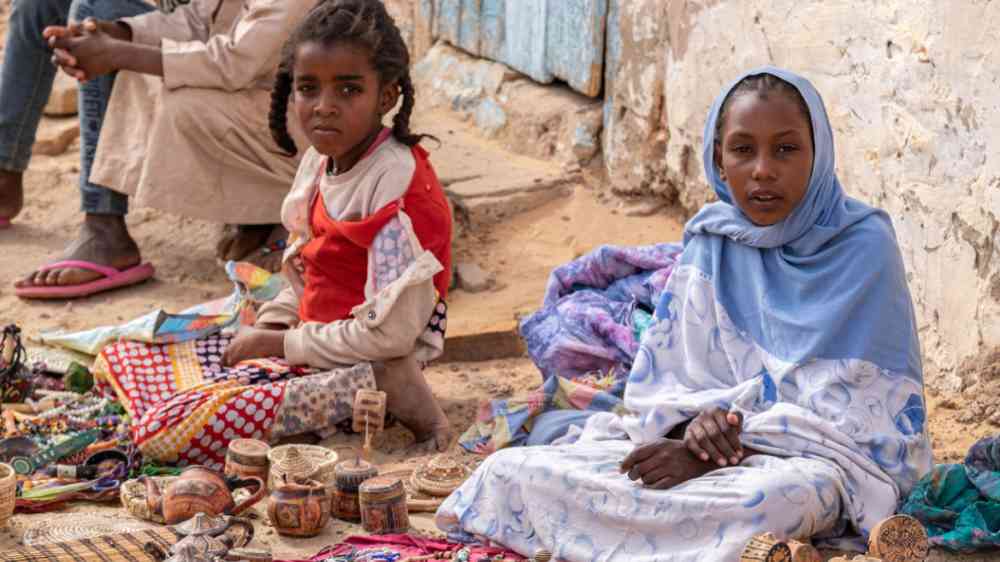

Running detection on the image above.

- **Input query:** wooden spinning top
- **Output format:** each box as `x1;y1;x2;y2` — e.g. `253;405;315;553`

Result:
867;514;929;562
741;533;792;562
353;389;387;460
333;457;378;490
352;389;387;433
532;550;552;562
411;454;470;497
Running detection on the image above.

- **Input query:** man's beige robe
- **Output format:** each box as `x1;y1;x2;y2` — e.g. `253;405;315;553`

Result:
91;0;312;224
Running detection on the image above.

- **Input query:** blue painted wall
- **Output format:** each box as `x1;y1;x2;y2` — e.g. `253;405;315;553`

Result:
424;0;608;98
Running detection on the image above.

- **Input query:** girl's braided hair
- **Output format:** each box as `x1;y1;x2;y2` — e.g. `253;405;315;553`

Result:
714;73;813;148
269;0;429;156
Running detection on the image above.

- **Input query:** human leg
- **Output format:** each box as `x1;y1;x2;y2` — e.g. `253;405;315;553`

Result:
14;0;155;293
0;0;72;222
90;84;300;272
436;442;847;562
95;335;376;469
216;224;288;272
373;354;452;452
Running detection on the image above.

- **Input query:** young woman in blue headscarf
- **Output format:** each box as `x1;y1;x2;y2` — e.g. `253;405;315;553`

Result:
435;67;932;562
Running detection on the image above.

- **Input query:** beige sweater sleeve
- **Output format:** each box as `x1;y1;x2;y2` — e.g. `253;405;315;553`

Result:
283;272;438;370
129;0;316;92
120;0;216;46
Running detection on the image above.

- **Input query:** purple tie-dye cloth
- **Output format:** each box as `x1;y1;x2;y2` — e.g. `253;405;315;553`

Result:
520;243;683;383
459;244;682;453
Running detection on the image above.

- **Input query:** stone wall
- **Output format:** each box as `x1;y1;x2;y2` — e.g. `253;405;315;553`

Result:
615;1;1000;390
394;0;1000;391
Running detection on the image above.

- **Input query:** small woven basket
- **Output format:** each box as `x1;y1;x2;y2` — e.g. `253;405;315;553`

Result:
411;455;470;497
0;463;15;523
268;445;338;493
120;476;175;523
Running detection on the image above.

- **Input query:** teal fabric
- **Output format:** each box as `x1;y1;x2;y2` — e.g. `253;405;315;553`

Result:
901;436;1000;552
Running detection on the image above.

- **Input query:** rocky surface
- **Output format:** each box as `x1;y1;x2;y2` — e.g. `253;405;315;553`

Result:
43;73;78;117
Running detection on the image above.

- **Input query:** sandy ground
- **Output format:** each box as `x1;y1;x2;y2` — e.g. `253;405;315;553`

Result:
0;100;687;556
0;5;997;560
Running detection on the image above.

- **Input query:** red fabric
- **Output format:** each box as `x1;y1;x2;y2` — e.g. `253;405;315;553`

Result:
276;533;525;562
299;144;452;323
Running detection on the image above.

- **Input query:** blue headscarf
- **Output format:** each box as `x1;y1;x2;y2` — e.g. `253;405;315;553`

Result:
682;66;921;377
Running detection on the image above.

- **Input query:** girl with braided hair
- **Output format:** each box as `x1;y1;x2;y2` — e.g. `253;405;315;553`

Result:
93;0;452;468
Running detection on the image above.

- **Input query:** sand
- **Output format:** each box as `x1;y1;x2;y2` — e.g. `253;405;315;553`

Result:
0;4;995;558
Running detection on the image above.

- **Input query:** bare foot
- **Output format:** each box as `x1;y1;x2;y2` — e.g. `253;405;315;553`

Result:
373;355;452;453
14;214;141;288
216;224;287;272
0;170;24;222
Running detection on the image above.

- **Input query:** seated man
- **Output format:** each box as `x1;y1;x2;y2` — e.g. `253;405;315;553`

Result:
9;0;314;299
0;0;156;227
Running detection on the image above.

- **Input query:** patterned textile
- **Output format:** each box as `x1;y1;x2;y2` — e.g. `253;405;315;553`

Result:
42;261;282;355
277;533;524;562
901;435;1000;552
521;243;681;383
458;244;680;453
459;372;626;454
438;442;846;562
94;335;374;469
0;528;176;562
437;68;930;562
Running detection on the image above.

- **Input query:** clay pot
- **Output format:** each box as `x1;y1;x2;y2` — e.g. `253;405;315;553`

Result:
359;476;409;534
142;466;266;525
225;439;270;483
268;477;330;538
331;458;377;522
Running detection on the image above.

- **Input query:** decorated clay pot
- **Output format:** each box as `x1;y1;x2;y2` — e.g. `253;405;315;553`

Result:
142;466;266;525
332;458;377;522
268;477;330;538
225;439;270;483
359;476;409;534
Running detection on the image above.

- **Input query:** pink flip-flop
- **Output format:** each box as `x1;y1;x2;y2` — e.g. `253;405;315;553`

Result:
15;260;155;299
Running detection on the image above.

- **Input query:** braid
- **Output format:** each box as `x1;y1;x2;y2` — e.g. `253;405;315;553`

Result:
715;73;813;144
392;72;428;146
269;64;297;156
272;0;436;154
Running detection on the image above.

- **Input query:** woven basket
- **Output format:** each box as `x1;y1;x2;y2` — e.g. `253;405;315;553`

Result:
411;454;470;497
120;476;175;524
0;463;14;523
268;445;338;492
